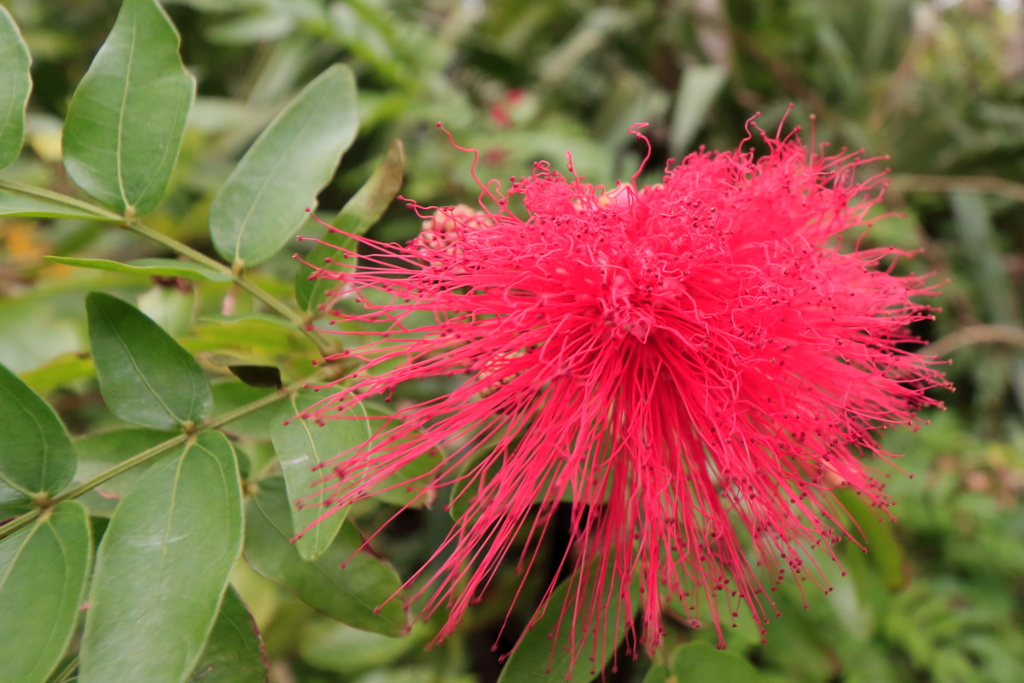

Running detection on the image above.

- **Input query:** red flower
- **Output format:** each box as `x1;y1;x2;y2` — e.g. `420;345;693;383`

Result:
298;122;946;670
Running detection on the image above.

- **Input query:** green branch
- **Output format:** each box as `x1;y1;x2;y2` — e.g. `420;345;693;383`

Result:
125;220;335;356
0;178;336;355
0;182;348;541
0;376;310;542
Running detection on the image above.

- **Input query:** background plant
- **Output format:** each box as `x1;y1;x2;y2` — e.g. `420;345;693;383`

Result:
2;1;1024;683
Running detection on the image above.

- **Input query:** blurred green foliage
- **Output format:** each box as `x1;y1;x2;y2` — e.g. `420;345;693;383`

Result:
3;0;1024;682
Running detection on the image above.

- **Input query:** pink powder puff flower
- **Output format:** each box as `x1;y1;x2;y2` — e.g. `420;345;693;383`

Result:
296;121;948;673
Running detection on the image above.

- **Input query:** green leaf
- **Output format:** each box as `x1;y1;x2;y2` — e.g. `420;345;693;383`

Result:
78;489;120;518
44;256;233;282
272;392;371;561
0;189;111;220
138;285;195;336
243;477;407;636
448;443;576;521
188;316;311;359
79;431;244;683
0;497;32;524
234;442;276;482
447;447;493;521
0;5;32;169
86;291;213;430
17;352;95;395
670;641;759;683
296;139;405;311
0;501;91;683
74;427;178;496
62;0;195;216
209;64;359;269
834;487;905;590
497;566;639;683
640;664;670;683
668;64;727;158
189;587;268;683
0;362;77;499
204;12;296;45
0;182;122;221
374;447;440;509
298;618;427;675
363;401;440;509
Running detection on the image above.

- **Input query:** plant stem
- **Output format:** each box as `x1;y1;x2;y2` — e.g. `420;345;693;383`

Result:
125;220;335;355
0;377;311;542
0;178;337;355
126;220;229;273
